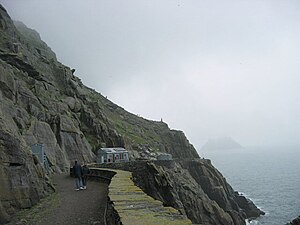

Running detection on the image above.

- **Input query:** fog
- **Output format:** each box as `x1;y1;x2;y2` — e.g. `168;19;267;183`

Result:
2;0;300;150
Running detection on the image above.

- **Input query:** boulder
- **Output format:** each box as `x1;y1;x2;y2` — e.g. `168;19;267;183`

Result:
286;216;300;225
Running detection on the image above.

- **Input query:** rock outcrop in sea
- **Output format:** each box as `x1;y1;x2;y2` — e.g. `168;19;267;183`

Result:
0;5;263;224
286;216;300;225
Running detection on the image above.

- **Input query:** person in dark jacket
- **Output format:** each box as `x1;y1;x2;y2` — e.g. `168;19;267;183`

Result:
73;161;83;191
82;164;90;189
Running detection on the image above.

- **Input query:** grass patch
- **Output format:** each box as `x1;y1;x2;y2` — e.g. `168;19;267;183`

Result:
8;191;61;225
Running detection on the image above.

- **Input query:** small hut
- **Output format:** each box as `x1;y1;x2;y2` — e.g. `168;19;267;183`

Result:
97;147;129;164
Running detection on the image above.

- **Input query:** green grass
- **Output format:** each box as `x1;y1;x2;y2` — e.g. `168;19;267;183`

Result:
8;192;60;225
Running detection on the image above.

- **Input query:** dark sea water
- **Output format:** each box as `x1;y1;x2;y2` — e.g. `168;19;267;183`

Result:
201;147;300;225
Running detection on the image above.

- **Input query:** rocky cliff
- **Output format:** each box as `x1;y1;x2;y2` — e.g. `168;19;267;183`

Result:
0;5;199;169
0;4;263;224
98;160;264;225
0;5;198;223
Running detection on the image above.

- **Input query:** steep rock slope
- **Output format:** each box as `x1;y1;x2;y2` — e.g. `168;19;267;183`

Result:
100;160;264;225
0;102;54;224
0;5;198;222
0;5;198;168
0;5;264;225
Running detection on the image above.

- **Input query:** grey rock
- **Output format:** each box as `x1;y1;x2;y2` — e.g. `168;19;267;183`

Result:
0;4;263;224
286;216;300;225
102;160;258;225
0;105;52;223
23;120;69;172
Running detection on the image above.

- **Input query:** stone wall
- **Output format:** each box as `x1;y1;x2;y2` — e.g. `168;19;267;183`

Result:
90;168;192;225
94;160;264;225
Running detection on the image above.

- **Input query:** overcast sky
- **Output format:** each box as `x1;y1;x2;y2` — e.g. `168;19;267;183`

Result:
2;0;300;150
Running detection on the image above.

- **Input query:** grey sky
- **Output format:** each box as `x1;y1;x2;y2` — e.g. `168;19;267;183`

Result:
1;0;300;150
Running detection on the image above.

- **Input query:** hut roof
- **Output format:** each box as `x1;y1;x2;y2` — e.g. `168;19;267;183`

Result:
99;147;128;154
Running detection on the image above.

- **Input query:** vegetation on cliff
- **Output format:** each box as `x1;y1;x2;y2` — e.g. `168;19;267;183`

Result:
0;4;197;223
0;4;263;225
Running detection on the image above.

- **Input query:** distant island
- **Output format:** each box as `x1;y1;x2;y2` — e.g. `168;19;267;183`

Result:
201;137;243;151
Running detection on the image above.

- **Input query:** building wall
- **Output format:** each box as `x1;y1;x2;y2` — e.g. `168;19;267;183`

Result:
97;149;129;164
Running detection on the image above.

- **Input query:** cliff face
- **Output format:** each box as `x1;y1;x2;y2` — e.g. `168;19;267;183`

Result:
136;160;264;225
0;5;199;222
0;5;199;168
98;160;264;225
0;106;54;224
132;160;239;225
0;5;264;225
178;160;264;220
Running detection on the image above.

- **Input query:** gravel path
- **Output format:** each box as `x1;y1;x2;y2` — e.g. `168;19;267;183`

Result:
37;174;108;225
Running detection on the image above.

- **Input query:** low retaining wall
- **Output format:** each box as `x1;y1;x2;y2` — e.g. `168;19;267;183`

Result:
90;168;192;225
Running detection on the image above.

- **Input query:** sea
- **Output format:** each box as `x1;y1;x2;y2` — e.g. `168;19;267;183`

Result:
201;146;300;225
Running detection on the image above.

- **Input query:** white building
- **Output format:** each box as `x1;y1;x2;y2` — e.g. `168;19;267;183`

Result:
97;147;129;164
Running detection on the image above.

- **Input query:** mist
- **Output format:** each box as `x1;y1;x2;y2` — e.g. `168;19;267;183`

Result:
2;0;300;150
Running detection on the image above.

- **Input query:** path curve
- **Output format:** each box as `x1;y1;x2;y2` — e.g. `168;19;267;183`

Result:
37;174;108;225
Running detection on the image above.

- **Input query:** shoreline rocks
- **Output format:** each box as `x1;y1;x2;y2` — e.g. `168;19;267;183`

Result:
286;216;300;225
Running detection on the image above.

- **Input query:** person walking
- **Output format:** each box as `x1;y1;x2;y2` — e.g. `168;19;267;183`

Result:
82;164;90;189
73;160;83;191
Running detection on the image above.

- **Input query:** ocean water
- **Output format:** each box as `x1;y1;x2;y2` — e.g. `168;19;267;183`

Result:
201;147;300;225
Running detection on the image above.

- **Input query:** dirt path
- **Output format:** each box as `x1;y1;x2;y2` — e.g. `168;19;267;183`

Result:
28;174;108;225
